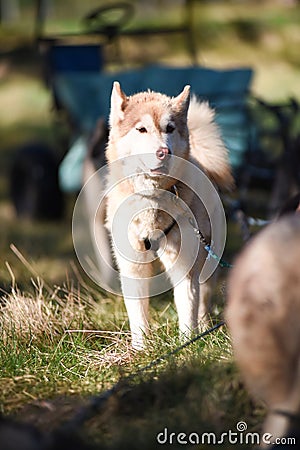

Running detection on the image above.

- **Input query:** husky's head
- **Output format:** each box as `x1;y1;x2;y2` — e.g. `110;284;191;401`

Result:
107;82;190;191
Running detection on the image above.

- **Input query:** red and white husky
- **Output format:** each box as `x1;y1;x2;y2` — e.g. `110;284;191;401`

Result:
104;82;233;349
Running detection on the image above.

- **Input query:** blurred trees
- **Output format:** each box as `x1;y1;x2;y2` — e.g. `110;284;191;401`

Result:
0;0;20;23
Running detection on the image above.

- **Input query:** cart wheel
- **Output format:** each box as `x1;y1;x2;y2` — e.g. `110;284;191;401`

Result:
83;2;134;37
10;142;64;220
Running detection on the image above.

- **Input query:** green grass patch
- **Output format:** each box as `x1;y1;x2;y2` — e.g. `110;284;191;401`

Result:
0;266;265;449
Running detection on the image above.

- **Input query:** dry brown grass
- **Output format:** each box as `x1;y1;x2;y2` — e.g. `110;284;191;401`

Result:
0;277;92;342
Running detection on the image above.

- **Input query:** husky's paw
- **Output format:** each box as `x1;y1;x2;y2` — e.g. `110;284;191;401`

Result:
129;328;148;351
178;327;199;344
131;338;146;351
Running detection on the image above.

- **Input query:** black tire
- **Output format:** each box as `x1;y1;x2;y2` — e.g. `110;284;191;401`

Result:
10;142;64;220
83;2;134;36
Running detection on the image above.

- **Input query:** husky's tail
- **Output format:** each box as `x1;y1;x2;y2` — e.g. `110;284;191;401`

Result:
188;96;234;191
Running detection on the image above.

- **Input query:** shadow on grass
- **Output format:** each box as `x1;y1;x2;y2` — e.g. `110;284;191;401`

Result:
12;359;264;450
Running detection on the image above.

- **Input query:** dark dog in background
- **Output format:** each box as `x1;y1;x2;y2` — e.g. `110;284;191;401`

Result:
10;142;63;220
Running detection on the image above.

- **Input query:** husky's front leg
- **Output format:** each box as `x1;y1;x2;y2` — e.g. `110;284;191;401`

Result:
173;273;200;338
118;260;151;350
124;295;149;351
160;236;200;339
198;272;217;324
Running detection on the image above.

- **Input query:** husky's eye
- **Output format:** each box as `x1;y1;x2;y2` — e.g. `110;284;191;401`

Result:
166;123;175;134
136;126;147;133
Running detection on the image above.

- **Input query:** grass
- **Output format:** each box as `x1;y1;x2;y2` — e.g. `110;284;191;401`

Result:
1;0;299;447
0;265;263;449
0;266;130;408
0;246;263;448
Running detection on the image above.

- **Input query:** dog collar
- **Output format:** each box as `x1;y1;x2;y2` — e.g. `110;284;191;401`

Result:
143;184;178;251
143;218;177;251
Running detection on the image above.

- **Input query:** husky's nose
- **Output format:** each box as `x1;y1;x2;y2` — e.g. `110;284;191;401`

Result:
156;147;170;160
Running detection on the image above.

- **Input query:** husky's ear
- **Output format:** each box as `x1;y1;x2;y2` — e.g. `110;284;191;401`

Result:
173;85;190;115
109;81;128;127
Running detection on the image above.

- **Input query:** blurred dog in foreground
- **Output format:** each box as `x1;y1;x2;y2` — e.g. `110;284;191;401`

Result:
226;214;300;446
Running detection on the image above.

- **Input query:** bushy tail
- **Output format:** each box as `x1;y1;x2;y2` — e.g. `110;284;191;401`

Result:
188;96;234;191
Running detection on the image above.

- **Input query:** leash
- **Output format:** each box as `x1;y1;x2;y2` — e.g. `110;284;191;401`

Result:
188;218;233;269
204;244;234;269
60;321;225;432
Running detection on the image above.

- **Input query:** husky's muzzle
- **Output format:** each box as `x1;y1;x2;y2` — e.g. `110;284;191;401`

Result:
156;147;171;160
148;147;172;174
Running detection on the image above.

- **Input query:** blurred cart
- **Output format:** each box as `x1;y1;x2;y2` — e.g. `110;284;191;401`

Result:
10;0;256;219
